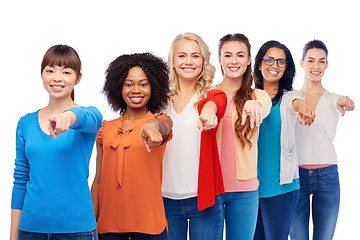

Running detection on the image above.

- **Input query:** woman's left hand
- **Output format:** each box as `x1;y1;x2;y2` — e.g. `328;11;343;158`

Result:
337;96;355;116
241;100;263;128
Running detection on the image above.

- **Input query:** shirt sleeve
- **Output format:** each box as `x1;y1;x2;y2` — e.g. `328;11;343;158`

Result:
197;89;227;120
254;89;272;119
285;90;305;113
11;118;29;210
66;106;103;134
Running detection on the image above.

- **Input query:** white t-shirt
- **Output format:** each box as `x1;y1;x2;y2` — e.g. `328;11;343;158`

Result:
162;95;200;199
295;90;341;165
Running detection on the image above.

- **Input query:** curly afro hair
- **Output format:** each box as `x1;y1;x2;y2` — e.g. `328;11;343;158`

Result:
103;52;170;114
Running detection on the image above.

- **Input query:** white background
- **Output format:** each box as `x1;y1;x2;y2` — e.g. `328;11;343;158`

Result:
1;0;358;239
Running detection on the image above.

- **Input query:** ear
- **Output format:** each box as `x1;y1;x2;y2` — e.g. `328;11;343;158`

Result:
75;73;82;85
300;60;304;68
247;57;251;66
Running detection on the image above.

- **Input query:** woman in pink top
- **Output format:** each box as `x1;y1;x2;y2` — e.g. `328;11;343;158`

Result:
215;34;271;240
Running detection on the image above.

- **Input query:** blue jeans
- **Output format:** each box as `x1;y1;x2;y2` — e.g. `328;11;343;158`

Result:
254;190;299;240
163;195;223;240
221;190;259;240
98;228;167;240
290;165;340;240
19;229;98;240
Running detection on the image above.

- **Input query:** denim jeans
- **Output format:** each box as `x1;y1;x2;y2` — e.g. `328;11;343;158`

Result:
221;190;259;240
19;229;98;240
98;228;167;240
163;195;223;240
254;190;299;240
290;165;340;240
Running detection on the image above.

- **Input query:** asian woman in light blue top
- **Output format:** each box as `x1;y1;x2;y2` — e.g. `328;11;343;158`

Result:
10;45;102;240
253;41;315;240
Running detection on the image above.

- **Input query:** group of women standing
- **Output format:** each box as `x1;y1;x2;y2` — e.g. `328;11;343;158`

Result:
10;33;354;240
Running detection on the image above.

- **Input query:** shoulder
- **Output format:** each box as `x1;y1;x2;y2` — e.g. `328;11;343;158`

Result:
18;110;39;125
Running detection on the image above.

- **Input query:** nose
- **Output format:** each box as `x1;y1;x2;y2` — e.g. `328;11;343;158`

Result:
185;56;192;65
131;84;141;92
230;56;238;64
54;71;62;81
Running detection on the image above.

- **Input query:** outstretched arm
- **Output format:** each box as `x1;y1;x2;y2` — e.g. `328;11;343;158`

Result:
48;111;77;139
292;99;315;126
141;114;173;152
337;96;355;116
198;101;218;131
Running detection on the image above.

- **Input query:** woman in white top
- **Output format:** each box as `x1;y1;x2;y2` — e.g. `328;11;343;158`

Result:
290;40;355;240
162;32;225;240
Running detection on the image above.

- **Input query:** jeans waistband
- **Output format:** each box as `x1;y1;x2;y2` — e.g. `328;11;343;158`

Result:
299;164;338;176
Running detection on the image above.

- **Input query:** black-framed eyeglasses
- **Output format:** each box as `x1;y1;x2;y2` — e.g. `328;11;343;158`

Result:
263;56;287;68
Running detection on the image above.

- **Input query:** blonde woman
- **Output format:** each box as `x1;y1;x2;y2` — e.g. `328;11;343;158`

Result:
162;33;226;240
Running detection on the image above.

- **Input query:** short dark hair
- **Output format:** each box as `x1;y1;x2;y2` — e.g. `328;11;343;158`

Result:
103;52;170;114
254;40;296;106
302;39;328;60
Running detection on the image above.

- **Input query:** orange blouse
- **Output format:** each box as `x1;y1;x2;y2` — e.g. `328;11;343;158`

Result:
97;111;172;235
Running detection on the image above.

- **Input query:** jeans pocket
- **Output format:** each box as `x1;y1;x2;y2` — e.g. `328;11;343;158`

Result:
322;170;339;184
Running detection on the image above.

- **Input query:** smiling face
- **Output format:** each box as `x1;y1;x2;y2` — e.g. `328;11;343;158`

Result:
41;65;80;100
301;48;328;82
122;66;151;113
219;41;251;80
173;39;204;82
260;47;286;85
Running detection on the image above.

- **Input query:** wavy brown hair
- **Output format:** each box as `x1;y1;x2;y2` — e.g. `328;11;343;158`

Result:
218;33;256;148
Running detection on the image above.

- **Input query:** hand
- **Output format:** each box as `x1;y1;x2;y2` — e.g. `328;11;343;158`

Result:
297;104;315;126
198;107;218;132
241;100;263;128
337;96;355;116
141;123;163;153
48;111;76;139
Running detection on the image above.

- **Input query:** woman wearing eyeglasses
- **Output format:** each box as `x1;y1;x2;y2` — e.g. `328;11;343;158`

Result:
253;41;315;240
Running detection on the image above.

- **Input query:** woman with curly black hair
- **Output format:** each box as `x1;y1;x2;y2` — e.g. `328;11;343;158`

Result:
91;52;173;240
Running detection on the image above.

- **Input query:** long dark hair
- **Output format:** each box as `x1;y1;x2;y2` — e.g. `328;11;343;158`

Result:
254;40;295;106
218;33;255;148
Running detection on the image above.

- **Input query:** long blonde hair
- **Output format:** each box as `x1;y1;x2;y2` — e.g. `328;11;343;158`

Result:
167;33;215;103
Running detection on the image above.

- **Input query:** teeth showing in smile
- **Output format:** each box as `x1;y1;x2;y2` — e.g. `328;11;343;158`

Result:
269;70;278;75
229;67;240;71
311;71;321;75
51;85;64;89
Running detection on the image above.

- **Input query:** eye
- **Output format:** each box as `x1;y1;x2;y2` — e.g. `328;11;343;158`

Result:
46;69;54;73
124;83;133;88
178;54;186;58
237;54;245;58
224;54;231;58
140;83;148;88
63;71;71;75
278;59;286;65
193;54;201;58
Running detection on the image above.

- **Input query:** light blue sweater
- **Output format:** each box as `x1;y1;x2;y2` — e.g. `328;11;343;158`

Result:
11;106;102;233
